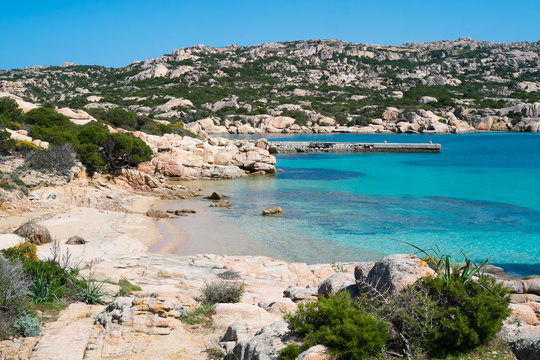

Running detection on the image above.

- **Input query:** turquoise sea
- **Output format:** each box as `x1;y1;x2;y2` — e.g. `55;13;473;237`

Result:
199;133;540;277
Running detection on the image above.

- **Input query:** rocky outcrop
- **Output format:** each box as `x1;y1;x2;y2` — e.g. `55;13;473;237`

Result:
0;250;537;360
135;135;277;180
1;39;540;135
4;128;49;149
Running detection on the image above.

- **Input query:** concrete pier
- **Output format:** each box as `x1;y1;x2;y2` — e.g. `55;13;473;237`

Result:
271;141;441;153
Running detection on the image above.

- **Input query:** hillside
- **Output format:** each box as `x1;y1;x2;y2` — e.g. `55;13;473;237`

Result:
1;38;540;133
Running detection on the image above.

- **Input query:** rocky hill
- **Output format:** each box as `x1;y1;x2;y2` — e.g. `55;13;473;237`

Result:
1;38;540;134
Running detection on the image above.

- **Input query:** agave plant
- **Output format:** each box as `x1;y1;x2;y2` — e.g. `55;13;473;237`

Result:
403;242;489;284
28;277;62;303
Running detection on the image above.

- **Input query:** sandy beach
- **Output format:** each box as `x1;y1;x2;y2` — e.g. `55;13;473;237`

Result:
0;193;161;262
0;180;279;264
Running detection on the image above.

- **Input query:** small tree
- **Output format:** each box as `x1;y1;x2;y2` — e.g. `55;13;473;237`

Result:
101;132;152;172
0;97;23;128
76;125;152;172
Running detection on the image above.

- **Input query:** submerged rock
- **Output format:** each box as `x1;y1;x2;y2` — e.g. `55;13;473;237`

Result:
210;200;231;208
206;192;227;200
146;209;170;218
262;206;283;216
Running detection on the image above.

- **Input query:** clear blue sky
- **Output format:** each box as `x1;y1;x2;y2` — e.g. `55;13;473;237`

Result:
1;0;539;70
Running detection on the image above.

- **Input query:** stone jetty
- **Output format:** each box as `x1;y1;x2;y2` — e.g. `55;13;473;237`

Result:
272;141;441;153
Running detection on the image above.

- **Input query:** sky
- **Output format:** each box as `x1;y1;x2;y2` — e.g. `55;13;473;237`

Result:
1;0;539;70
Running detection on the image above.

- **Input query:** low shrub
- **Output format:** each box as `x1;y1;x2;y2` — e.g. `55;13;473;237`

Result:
0;130;16;155
13;314;41;337
384;244;512;357
25;143;76;177
78;275;106;305
280;343;303;360
285;292;390;360
217;270;241;280
25;260;68;303
202;281;244;304
0;255;30;311
0;255;31;338
0;242;38;262
117;279;141;296
180;303;214;327
76;124;152;172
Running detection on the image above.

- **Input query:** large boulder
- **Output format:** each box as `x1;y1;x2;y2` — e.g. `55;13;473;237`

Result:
225;319;298;360
501;321;540;360
382;107;399;121
14;222;52;245
318;273;356;297
297;345;333;360
355;254;434;294
283;286;318;302
524;277;540;295
214;303;279;337
509;304;539;325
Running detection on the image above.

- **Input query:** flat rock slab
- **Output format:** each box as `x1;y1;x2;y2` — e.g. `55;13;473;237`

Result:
29;318;94;360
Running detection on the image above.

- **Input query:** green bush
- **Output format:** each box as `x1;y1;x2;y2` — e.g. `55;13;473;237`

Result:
285;292;390;360
0;130;16;155
93;108;138;130
13;314;41;337
24;107;71;127
102;132;153;171
180;303;214;327
77;278;106;304
76;124;152;172
25;260;68;303
0;97;24;128
29;124;79;145
418;275;510;355
280;343;303;360
202;281;244;304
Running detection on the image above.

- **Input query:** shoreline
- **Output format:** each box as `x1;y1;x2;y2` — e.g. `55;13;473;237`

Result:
150;198;280;259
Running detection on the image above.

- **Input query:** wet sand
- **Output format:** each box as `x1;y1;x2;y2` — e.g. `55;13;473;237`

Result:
150;198;280;258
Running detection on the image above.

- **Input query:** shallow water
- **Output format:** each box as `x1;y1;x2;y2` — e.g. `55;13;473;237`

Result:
185;133;540;277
